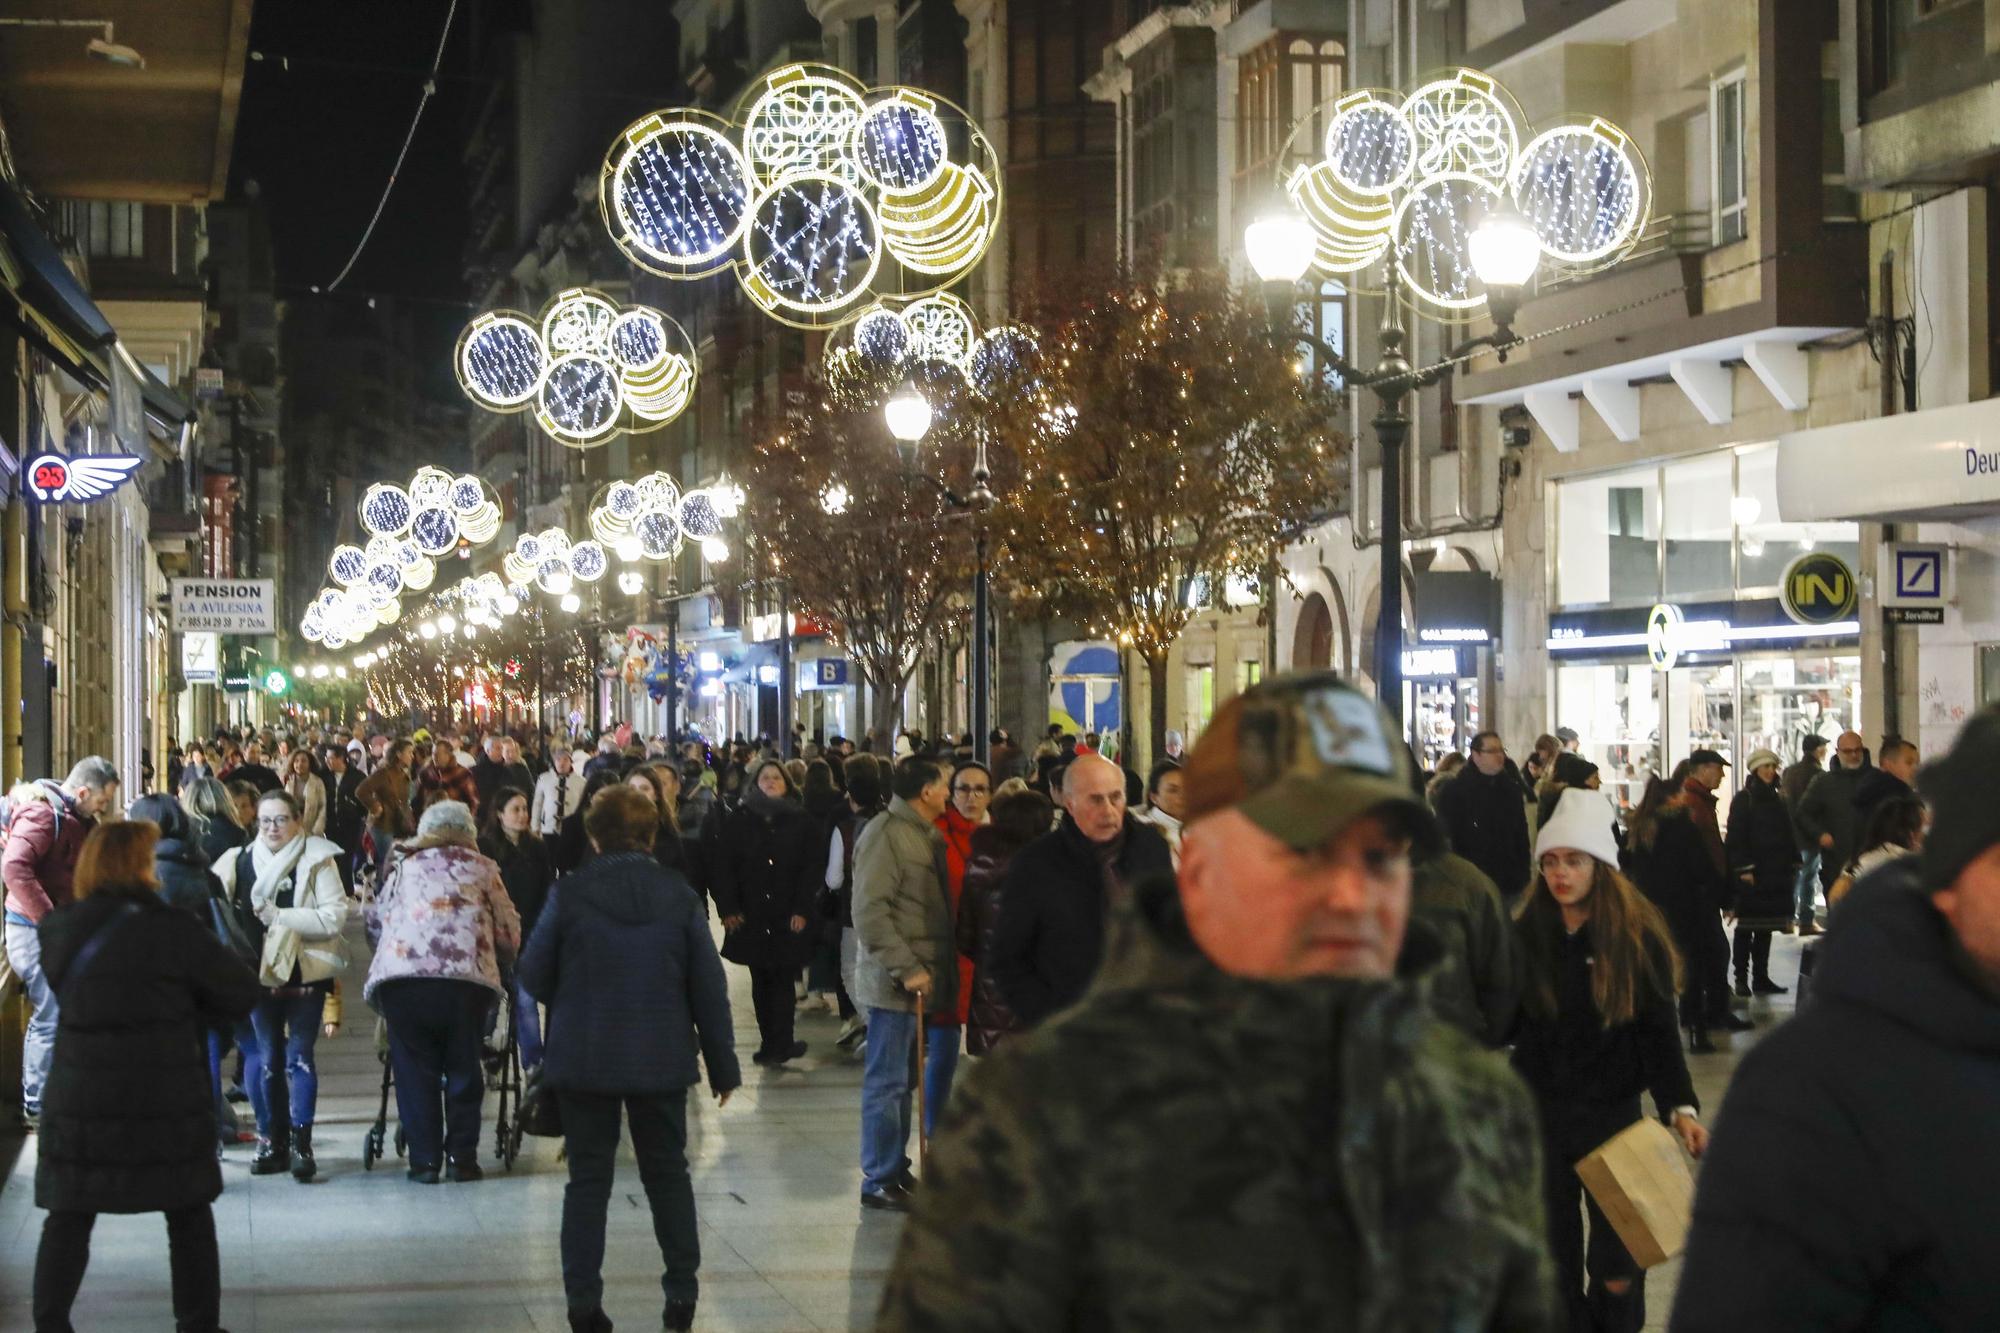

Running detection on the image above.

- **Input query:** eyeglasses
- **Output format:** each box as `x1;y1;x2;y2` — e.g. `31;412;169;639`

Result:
954;784;990;796
256;816;296;829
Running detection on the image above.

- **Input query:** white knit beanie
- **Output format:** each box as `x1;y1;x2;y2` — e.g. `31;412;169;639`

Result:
1535;786;1622;868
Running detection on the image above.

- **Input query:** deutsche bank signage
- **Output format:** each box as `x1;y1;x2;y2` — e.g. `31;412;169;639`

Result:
171;579;276;634
1777;397;2000;522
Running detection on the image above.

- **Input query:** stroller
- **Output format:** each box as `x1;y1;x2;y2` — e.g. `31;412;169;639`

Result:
361;993;525;1172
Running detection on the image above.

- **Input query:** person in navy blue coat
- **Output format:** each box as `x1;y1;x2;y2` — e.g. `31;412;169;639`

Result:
518;785;741;1333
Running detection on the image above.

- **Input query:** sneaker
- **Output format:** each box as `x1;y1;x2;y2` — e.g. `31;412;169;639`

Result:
446;1158;484;1183
290;1126;317;1183
224;1083;248;1105
836;1018;866;1049
860;1184;913;1213
18;1109;38;1134
663;1298;697;1331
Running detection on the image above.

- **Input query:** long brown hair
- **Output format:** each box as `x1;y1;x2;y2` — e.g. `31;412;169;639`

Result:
73;822;160;900
1516;859;1683;1028
1623;774;1675;852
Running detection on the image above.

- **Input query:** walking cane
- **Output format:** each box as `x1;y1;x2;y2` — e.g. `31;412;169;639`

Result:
914;988;929;1180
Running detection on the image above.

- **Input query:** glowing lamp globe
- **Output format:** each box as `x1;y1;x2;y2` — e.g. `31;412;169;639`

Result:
700;536;730;563
1243;209;1316;284
618;570;645;596
1468;207;1542;290
437;614;458;635
884;381;932;443
560;592;582;614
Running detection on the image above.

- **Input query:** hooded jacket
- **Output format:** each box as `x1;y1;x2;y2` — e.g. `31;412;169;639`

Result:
517;850;740;1096
1670;862;2000;1331
2;781;94;922
879;877;1557;1332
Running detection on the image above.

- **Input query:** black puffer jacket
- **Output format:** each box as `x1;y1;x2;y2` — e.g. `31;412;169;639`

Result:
35;887;260;1214
1670;863;2000;1331
152;837;222;920
1434;762;1533;901
1724;776;1799;922
708;793;823;969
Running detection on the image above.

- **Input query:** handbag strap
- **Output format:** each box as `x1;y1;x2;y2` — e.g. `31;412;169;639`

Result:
58;901;142;1003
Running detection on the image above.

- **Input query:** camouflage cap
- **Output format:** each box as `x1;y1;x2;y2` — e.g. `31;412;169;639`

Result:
1184;671;1442;853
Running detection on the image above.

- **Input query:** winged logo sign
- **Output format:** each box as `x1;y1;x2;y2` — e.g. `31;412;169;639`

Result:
24;452;144;504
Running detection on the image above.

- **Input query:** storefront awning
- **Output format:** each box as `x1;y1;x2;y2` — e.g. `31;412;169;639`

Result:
1778;396;2000;523
0;178;192;430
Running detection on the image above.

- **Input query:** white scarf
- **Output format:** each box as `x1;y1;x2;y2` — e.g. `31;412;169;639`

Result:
249;834;314;911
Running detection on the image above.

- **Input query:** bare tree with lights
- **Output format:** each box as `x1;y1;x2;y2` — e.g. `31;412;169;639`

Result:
740;395;977;750
992;261;1348;762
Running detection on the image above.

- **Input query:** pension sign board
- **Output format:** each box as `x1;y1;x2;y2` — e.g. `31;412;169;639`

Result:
171;579;276;635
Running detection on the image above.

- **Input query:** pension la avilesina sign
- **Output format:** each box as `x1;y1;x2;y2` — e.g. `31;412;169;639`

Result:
171;579;276;635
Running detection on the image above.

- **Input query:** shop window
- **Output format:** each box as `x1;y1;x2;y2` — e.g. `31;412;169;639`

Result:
1981;645;2000;708
1554;664;1662;814
1709;69;1747;246
1732;445;1861;590
1663;453;1737;600
85;201;144;259
1556;464;1660;608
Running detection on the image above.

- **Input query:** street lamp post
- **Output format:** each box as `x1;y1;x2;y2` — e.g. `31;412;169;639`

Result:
887;382;996;767
1244;204;1537;730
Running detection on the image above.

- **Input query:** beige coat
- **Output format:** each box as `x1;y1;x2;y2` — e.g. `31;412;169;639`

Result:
851;797;957;1015
212;834;350;987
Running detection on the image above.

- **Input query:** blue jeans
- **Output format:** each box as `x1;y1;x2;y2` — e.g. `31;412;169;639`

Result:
558;1090;699;1312
923;1025;961;1139
242;987;327;1135
514;979;543;1071
6;915;55;1114
1795;850;1822;925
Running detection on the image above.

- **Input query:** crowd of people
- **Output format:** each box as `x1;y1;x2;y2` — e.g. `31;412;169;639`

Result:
1;691;1993;1332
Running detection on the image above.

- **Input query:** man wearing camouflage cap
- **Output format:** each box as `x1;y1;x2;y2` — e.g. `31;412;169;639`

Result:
877;672;1556;1330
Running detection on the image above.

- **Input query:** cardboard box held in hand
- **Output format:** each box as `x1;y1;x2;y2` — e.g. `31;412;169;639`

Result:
1573;1118;1695;1268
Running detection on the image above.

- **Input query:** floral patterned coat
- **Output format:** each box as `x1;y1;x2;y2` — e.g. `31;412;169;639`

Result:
363;841;521;1006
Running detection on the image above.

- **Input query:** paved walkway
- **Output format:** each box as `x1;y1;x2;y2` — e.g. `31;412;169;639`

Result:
0;922;1814;1331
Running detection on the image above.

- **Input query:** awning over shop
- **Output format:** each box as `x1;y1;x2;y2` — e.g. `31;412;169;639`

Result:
1777;396;2000;523
0;177;193;430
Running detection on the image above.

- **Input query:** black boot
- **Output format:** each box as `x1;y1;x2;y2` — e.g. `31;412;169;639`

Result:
1716;1010;1755;1032
1686;1025;1718;1054
251;1135;290;1175
566;1308;612;1333
290;1125;316;1182
664;1298;696;1331
1753;976;1788;995
1733;974;1751;999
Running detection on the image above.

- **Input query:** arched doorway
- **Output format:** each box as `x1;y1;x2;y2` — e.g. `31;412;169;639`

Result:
1293;592;1334;668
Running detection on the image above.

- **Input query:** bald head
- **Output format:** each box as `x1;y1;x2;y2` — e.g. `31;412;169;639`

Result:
1064;754;1127;843
1835;731;1866;770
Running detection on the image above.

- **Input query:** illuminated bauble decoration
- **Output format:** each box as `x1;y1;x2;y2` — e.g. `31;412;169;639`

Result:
587;469;735;566
410;506;460;557
328;545;368;587
677;490;721;539
823;294;1036;408
637;512;680;560
851;305;910;366
1274;66;1649;315
360;484;414;537
967;325;1039;396
606;113;751;276
900;294;977;367
457;287;697;448
600;63;1001;330
456;314;546;407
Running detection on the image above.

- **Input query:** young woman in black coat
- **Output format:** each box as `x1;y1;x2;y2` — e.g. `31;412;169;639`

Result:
707;760;823;1065
130;793;224;919
1724;752;1801;997
480;786;555;1071
33;821;260;1333
1622;777;1748;1052
1514;789;1708;1333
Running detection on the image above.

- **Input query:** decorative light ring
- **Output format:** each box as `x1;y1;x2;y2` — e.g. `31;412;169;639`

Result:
360;484;415;537
542;289;620;357
514;531;543;566
851;90;949;193
851;304;911;366
1400;69;1520;186
569;541;608;583
457;502;502;544
536;353;624;446
536;558;574;594
455;312;546;410
604;112;752;276
900;293;978;369
609;309;668;372
741;174;883;321
403;557;436;592
1511;119;1648;264
328;545;368;586
1322;90;1417;197
409;466;454;507
365;561;405;601
604;480;643;522
636;510;683;560
741;64;869;187
623;353;695;424
1392;171;1508;311
634;472;681;515
677;490;722;539
878;162;996;275
1287;160;1396;273
410;505;461;557
967;326;1038;397
447;475;487;515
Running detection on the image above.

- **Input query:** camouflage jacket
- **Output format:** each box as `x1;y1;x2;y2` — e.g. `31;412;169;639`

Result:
877;876;1557;1333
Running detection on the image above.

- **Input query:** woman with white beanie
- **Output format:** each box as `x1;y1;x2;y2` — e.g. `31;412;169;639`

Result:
1509;786;1708;1333
364;800;520;1184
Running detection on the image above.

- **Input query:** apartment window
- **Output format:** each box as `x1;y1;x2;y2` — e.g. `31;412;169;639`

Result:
1709;70;1747;246
1185;663;1216;742
853;17;878;84
1236;659;1263;694
1981;644;2000;707
85;201;144;259
1235;36;1342;182
1296;278;1346;389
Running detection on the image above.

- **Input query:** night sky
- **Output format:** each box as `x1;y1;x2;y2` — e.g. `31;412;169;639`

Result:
230;0;473;387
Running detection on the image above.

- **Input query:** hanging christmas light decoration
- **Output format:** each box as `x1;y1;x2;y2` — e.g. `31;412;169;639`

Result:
1282;67;1650;315
586;472;742;565
456;288;697;447
823;292;1039;406
599;63;1001;331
